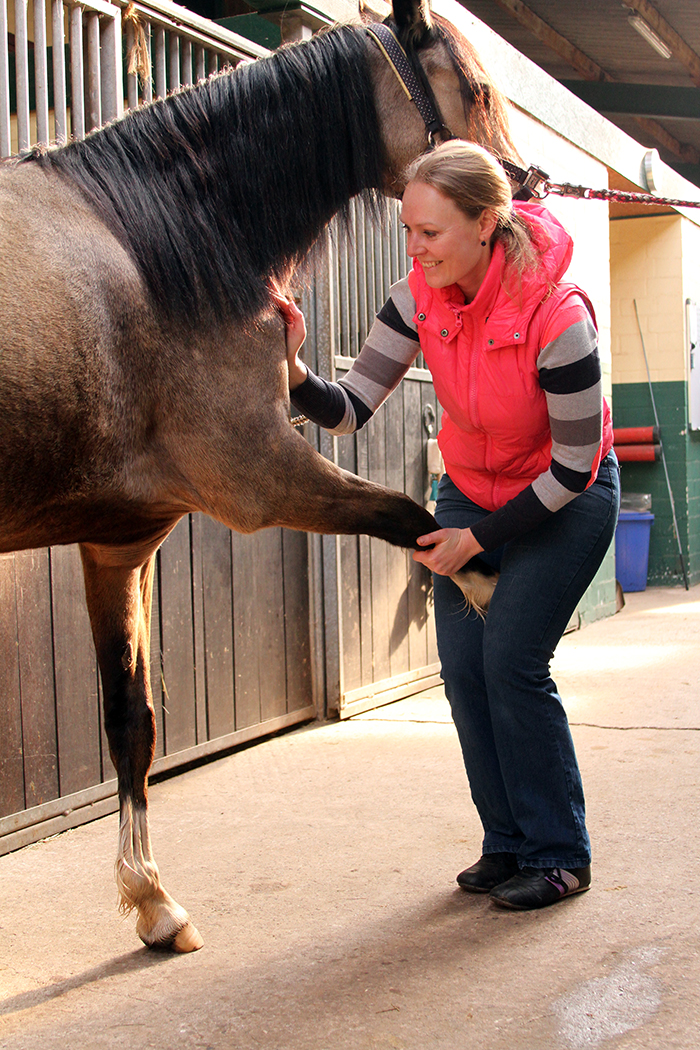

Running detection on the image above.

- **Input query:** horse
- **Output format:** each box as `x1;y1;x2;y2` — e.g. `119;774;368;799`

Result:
0;0;516;951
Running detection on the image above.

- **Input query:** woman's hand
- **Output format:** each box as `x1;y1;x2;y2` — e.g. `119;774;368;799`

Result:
269;284;308;391
412;527;484;576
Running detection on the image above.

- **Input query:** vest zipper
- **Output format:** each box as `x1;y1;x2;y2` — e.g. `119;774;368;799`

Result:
468;333;481;430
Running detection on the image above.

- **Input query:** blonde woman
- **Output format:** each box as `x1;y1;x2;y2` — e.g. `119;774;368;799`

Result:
276;141;619;911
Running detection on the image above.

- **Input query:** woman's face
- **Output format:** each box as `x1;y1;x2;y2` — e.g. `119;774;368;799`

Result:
401;181;498;301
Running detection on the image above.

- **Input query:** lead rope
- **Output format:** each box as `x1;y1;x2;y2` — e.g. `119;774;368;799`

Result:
500;158;700;209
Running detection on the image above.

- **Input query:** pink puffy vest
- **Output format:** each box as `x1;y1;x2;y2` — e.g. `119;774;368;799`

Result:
408;202;613;512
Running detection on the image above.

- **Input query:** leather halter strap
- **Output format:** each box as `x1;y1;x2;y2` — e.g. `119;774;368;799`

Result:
366;21;454;147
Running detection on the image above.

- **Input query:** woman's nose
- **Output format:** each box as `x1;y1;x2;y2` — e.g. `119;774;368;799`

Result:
406;234;422;257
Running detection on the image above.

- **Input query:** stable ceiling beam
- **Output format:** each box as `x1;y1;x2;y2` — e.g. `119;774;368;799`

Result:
489;0;611;82
620;0;700;88
489;0;699;163
560;81;700;121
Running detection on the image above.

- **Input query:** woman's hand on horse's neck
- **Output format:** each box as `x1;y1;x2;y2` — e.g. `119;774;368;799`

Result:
270;284;308;391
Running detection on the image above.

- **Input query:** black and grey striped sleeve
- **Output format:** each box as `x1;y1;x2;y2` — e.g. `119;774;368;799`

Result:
471;309;605;552
290;369;373;430
290;276;420;434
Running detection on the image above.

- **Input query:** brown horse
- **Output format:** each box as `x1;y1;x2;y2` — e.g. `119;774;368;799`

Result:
0;0;515;950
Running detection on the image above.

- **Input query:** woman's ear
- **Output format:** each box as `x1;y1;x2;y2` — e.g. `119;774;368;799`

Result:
479;208;499;243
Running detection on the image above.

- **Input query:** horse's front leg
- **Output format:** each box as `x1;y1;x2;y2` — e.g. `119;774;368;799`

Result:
230;426;440;546
80;542;203;952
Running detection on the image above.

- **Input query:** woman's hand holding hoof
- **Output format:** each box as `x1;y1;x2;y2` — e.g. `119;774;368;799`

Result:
412;527;484;576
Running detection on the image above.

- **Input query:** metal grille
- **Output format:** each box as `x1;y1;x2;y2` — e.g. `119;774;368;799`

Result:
0;0;267;157
330;196;427;370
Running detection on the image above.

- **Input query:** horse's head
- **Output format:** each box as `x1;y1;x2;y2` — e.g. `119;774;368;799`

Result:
368;0;518;196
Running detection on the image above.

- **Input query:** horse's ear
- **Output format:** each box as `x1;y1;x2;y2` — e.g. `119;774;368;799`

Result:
391;0;434;45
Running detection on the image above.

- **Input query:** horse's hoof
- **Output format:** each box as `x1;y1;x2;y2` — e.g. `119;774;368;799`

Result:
172;921;204;953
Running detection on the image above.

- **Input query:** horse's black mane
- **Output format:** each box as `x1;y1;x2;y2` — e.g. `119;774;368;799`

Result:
29;26;386;325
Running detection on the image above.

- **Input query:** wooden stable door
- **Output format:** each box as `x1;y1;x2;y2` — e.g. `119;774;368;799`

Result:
0;519;314;854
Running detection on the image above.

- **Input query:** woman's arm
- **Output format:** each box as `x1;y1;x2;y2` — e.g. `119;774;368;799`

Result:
273;277;422;435
469;297;608;553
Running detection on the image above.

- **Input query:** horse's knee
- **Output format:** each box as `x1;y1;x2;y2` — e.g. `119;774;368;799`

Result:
105;684;155;770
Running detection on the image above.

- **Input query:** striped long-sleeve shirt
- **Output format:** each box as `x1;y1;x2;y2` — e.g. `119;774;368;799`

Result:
291;275;608;552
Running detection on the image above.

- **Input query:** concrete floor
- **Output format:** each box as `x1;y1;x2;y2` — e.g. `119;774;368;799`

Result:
0;585;699;1050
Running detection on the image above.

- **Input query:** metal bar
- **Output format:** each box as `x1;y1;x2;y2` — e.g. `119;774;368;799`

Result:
80;0;118;17
338;226;350;359
128;0;267;61
100;10;124;123
14;0;31;151
346;203;358;359
70;4;85;139
86;11;101;131
168;30;180;92
0;0;11;156
33;0;50;144
560;80;700;121
143;22;153;102
194;43;205;82
356;200;368;355
52;0;68;143
153;24;166;99
126;20;139;110
181;37;192;86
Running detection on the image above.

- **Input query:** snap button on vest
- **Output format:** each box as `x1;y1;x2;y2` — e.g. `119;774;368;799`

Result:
487;338;494;346
418;313;426;321
514;332;521;339
441;328;449;338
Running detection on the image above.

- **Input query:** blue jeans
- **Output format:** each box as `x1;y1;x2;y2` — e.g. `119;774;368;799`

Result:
433;453;620;869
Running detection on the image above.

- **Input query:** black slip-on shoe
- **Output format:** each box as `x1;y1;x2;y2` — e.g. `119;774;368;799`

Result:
456;852;520;893
489;865;592;910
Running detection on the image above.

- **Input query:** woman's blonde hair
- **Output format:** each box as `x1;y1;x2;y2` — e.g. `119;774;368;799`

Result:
403;141;543;278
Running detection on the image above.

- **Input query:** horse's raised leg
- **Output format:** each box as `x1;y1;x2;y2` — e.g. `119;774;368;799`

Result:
79;542;203;952
217;422;439;545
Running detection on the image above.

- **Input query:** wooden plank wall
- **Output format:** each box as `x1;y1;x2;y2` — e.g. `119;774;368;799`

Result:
1;198;439;831
0;516;313;823
336;376;440;697
329;198;441;704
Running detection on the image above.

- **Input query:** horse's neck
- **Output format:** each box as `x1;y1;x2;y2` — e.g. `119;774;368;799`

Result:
210;30;383;246
35;26;384;324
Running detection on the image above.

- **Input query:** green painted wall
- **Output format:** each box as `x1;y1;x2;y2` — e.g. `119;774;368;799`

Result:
576;547;617;626
612;380;700;587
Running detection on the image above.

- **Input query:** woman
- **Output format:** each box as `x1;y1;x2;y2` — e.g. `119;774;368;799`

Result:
276;141;619;911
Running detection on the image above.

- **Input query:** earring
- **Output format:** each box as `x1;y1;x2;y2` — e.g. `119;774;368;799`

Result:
481;240;487;247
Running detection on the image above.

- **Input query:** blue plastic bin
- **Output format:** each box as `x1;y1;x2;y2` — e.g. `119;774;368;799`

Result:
615;511;654;592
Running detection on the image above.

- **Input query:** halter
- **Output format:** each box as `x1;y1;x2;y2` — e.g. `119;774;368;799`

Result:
366;22;454;147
